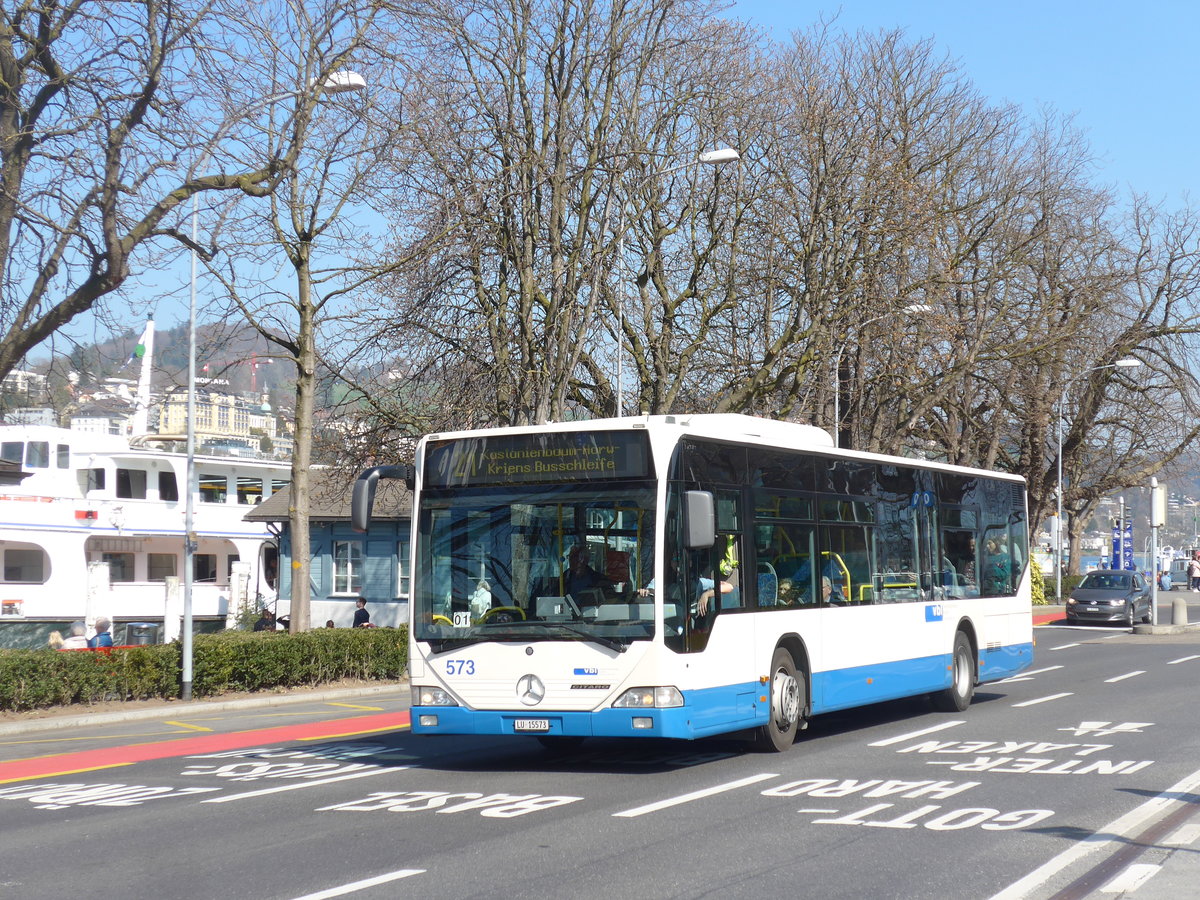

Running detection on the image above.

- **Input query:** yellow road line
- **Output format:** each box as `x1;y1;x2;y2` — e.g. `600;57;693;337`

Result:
324;703;384;711
0;761;134;785
299;722;411;741
163;721;213;732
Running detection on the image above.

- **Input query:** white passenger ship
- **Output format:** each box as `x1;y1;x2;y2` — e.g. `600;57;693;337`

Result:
0;424;288;647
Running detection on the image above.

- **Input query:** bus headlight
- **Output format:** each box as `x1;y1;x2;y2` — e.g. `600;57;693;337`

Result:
413;685;457;707
612;686;683;709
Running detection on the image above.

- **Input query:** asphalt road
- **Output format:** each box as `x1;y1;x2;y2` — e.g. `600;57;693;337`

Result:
2;623;1200;900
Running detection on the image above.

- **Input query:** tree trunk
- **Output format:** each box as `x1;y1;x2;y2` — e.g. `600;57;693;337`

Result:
289;245;315;633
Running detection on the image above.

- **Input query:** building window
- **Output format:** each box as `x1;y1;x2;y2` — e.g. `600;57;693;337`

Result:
333;541;363;595
148;553;177;581
4;548;46;583
194;554;217;582
397;533;410;598
117;468;148;499
102;552;135;582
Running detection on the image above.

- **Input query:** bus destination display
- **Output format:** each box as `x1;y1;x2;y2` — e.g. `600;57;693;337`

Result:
425;431;651;487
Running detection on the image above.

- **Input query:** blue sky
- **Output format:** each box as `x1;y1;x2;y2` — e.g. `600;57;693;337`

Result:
732;0;1200;205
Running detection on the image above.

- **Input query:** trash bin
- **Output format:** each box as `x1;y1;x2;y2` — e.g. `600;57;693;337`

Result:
125;622;159;646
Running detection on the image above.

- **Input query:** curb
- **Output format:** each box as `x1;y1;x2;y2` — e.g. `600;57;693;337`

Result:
0;680;410;738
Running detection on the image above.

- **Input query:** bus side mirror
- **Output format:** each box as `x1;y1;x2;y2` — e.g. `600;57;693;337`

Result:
351;465;414;533
685;490;716;549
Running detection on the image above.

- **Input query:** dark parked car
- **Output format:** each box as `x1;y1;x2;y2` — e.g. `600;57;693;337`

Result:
1066;569;1152;627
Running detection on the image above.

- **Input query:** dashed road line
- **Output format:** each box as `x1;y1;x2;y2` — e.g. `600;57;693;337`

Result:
612;773;778;818
289;868;426;899
1167;654;1200;665
868;720;965;747
1163;823;1200;846
202;766;405;803
995;665;1064;683
1049;643;1081;651
1012;693;1073;708
1098;864;1159;893
1105;671;1145;683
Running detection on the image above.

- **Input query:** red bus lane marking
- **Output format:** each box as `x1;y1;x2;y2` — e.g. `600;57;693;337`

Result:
0;710;411;784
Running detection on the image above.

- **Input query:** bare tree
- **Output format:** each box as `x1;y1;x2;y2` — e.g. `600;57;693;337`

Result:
0;0;343;376
201;0;402;632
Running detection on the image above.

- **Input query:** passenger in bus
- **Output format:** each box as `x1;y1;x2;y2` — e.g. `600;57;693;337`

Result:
564;544;613;597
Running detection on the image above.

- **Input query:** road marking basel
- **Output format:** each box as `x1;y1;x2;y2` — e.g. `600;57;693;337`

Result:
612;773;779;818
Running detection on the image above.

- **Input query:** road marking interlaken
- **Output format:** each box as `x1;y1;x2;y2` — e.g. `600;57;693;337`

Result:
0;710;411;785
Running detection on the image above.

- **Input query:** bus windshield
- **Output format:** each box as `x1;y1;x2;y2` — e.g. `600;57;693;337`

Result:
413;482;657;651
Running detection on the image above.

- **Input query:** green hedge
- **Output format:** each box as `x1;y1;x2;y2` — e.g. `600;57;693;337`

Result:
0;627;407;713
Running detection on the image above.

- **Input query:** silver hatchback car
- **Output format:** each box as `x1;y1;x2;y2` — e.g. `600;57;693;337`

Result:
1066;569;1152;627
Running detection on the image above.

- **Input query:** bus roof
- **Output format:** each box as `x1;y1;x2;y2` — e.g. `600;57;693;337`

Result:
419;414;1025;485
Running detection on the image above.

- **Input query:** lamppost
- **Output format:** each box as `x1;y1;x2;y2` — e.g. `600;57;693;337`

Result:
615;147;740;416
830;303;932;449
183;71;365;700
1053;357;1142;604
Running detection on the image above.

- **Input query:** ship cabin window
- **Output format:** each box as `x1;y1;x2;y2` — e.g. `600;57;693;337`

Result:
1;442;22;463
4;548;46;583
26;441;49;468
81;468;106;494
271;478;288;498
225;554;240;580
148;553;177;581
57;444;69;468
194;554;218;583
102;552;135;582
198;473;228;503
237;477;263;505
159;471;179;502
117;467;148;499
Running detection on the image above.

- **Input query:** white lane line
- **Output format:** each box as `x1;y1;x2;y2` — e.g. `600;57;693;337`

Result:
612;773;778;818
995;665;1064;683
1105;671;1146;683
1167;654;1200;665
868;720;965;747
1099;863;1160;893
289;869;425;899
1164;823;1200;846
1050;642;1081;650
202;767;401;803
1012;692;1073;708
990;764;1200;900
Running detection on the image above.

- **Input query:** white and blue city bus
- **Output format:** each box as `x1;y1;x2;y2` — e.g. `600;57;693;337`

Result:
352;415;1033;752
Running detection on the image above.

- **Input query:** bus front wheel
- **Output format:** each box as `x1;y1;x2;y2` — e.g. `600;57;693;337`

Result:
754;647;803;752
932;631;975;712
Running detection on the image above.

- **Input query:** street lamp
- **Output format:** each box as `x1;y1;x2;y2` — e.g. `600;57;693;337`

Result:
183;70;365;700
615;147;741;416
1053;357;1142;603
830;303;932;449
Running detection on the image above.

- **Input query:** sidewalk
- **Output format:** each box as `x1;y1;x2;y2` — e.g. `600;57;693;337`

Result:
0;679;410;738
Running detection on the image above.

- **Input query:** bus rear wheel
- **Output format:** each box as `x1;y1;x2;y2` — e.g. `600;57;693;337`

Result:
932;631;975;712
754;647;803;752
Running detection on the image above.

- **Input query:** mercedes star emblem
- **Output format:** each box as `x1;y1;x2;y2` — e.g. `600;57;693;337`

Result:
517;674;546;706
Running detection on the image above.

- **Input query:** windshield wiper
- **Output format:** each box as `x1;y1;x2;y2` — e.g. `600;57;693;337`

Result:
545;623;628;653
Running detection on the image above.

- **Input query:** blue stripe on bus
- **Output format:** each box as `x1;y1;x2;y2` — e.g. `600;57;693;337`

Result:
410;641;1034;740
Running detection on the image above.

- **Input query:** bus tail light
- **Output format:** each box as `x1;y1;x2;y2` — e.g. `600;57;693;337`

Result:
413;685;457;707
613;686;683;708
